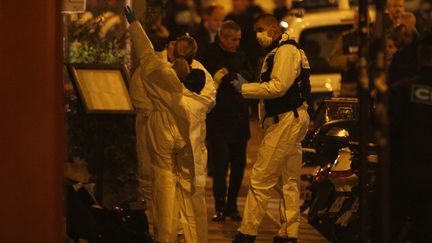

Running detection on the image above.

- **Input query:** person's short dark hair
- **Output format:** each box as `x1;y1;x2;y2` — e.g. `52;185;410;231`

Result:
144;3;163;27
254;14;279;27
203;3;224;16
167;27;188;42
219;20;241;38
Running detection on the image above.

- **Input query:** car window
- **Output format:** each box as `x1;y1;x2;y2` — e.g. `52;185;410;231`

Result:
299;25;352;74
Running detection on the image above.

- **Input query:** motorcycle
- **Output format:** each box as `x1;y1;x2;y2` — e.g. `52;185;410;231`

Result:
301;98;378;242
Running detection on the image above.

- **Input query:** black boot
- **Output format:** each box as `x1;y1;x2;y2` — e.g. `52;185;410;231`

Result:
225;203;242;221
272;236;298;243
232;232;256;243
224;210;242;221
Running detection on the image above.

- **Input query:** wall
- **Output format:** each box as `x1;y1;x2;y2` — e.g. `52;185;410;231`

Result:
0;1;65;242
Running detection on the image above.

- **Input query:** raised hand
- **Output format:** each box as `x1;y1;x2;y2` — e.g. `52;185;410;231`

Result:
124;5;136;24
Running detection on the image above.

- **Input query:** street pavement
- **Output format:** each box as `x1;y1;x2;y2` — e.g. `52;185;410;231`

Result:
205;119;329;242
146;119;329;242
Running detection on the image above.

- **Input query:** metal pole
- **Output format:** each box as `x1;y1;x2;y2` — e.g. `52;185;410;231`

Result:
357;0;370;241
371;0;391;241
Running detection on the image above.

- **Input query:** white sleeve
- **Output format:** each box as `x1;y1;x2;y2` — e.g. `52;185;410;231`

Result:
129;21;165;77
129;21;192;122
241;44;301;99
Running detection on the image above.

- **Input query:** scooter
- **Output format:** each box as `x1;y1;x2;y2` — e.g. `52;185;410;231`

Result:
304;119;378;243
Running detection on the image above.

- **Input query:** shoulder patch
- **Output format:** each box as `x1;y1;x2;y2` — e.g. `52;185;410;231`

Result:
411;84;432;105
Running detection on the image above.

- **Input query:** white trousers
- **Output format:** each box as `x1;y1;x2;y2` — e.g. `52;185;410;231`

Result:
147;112;208;243
135;113;152;201
151;166;207;243
239;106;309;238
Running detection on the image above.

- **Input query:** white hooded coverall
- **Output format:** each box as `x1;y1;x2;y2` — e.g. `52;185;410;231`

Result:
129;21;216;243
238;33;310;238
130;45;216;202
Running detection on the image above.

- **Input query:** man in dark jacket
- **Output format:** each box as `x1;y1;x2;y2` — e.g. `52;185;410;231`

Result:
192;4;226;60
225;0;264;73
202;20;254;222
388;30;432;242
329;11;360;97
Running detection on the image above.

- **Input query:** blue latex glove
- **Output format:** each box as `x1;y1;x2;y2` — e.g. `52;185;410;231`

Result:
230;73;247;93
124;6;136;24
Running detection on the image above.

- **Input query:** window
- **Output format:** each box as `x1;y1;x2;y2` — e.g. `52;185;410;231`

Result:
299;25;352;74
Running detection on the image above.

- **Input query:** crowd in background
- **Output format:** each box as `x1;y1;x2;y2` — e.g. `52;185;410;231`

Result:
68;0;432;242
136;0;432;242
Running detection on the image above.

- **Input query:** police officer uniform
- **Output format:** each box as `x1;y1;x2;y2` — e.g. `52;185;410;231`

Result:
389;66;432;242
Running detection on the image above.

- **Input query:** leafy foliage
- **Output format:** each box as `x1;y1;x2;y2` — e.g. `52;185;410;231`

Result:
67;11;128;64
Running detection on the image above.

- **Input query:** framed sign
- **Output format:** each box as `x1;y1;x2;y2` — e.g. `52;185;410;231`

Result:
67;64;135;114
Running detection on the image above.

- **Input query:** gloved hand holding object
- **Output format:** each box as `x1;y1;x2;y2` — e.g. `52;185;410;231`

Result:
230;73;248;92
213;68;229;87
124;6;136;24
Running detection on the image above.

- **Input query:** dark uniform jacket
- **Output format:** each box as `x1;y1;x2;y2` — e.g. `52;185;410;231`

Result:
202;41;254;141
225;12;264;72
192;22;212;61
389;67;432;160
387;33;419;86
388;67;432;243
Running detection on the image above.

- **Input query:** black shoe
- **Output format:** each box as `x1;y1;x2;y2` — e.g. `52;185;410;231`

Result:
272;236;298;243
225;210;242;221
232;232;256;243
212;211;225;222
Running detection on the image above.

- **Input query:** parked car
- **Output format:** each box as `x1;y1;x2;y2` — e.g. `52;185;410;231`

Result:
302;97;359;161
283;6;375;111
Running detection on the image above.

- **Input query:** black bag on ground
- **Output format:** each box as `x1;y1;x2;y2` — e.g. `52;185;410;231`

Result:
66;180;153;243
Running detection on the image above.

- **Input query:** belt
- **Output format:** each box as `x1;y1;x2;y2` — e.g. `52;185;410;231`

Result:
266;106;302;124
272;109;298;124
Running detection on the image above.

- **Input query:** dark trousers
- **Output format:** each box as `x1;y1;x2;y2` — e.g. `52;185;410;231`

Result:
208;138;247;213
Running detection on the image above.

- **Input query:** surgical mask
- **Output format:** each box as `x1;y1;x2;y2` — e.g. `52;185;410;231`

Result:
256;31;273;48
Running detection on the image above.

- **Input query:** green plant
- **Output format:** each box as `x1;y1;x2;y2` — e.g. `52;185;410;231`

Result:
64;11;137;207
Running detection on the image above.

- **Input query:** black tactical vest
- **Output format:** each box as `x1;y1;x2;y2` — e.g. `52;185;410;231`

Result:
260;39;311;117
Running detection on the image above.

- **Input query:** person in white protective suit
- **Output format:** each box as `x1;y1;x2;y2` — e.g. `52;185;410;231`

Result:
130;22;216;203
230;14;310;243
125;7;218;243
